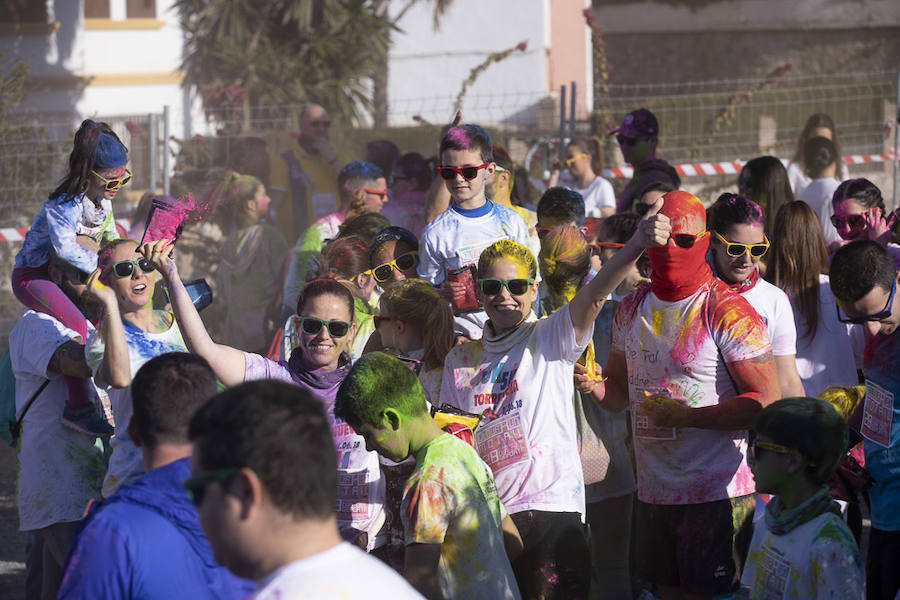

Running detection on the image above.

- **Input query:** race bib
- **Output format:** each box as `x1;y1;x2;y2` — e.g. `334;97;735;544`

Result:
862;379;894;447
476;411;529;472
635;387;677;440
753;545;791;599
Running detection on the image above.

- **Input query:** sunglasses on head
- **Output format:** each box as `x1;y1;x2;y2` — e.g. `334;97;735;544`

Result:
836;278;896;324
371;251;418;282
478;278;534;297
91;169;132;191
830;214;866;229
713;231;770;258
670;231;708;249
437;163;490;181
363;188;388;199
107;258;155;279
565;153;589;167
298;316;351;338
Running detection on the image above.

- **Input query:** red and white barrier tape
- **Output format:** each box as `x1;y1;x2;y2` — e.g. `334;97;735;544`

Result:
602;152;898;180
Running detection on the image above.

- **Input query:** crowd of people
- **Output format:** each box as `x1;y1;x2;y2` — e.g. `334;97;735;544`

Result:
7;106;899;600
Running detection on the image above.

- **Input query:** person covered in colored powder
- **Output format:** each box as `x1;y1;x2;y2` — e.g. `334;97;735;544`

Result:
58;353;253;599
374;278;456;406
596;190;780;599
738;397;864;599
708;193;805;398
142;240;390;558
210;172;288;354
84;239;189;497
417;124;534;340
439;200;671;598
12;119;130;437
187;380;424;600
335;352;523;600
829;241;900;600
281;161;388;320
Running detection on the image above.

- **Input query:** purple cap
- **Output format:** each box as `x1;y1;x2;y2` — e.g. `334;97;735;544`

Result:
612;108;658;139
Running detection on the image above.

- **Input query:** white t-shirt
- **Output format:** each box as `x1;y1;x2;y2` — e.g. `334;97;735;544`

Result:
612;280;772;505
792;274;863;397
786;161;810;197
253;542;424;600
800;177;842;245
575;176;616;218
440;304;590;517
86;312;187;497
9;312;107;531
740;510;864;599
418;200;534;286
741;278;797;357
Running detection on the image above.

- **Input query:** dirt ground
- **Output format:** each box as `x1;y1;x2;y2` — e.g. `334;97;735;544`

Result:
0;442;27;600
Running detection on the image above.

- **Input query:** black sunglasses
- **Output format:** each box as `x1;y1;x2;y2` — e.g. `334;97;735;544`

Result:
478;278;534;296
836;279;896;324
672;231;708;249
616;134;649;146
298;316;351;338
107;258;156;279
830;214;866;230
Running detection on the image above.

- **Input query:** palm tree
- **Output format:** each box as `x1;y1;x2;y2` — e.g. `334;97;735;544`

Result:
175;0;394;130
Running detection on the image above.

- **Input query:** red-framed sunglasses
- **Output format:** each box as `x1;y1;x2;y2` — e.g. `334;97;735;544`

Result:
437;163;491;181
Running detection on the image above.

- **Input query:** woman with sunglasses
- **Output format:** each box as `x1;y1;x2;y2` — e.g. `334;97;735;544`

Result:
708;194;805;398
548;136;616;218
439;201;670;598
765;202;862;397
12;119;131;437
829;178;900;266
141;240;390;556
83;239;188;495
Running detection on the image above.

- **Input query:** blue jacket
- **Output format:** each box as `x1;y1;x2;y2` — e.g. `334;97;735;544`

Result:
58;457;253;599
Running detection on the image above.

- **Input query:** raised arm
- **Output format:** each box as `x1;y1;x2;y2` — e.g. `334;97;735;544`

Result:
568;198;669;341
85;271;132;388
48;340;92;379
140;240;246;387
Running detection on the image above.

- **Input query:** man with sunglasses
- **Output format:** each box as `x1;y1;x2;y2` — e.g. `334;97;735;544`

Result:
611;109;680;213
830;240;900;600
58;353;253;599
597;190;780;599
270;103;349;239
418;124;534;340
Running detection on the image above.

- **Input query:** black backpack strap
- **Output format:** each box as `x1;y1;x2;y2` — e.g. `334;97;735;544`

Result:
10;378;50;441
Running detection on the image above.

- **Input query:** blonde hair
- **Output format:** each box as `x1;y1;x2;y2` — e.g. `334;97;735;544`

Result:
819;385;866;420
380;279;455;371
539;225;590;310
477;239;537;279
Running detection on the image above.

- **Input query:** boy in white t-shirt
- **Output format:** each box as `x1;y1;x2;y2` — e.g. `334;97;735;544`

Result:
188;380;423;600
739;397;864;599
418;124;533;340
335;352;522;600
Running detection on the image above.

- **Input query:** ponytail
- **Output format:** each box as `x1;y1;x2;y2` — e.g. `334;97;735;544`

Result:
51;120;128;202
380;279;454;371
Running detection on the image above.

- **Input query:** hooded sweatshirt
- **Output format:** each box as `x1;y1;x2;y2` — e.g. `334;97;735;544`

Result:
58;457;253;600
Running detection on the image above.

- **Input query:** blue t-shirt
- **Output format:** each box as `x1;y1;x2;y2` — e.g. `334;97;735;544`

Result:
861;329;900;531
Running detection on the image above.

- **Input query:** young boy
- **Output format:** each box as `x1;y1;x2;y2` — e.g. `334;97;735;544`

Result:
335;352;522;600
417;124;534;339
740;397;864;599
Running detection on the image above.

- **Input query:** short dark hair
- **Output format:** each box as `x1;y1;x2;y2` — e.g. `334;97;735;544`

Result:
829;240;896;303
338;161;384;205
638;180;675;201
831;177;885;212
708;193;766;233
334;352;428;429
537;187;586;227
189;380;336;520
754;396;847;485
439;124;493;163
131;353;218;448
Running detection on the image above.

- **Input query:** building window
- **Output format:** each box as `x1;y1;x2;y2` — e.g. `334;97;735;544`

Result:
84;0;110;19
1;0;49;22
126;0;156;19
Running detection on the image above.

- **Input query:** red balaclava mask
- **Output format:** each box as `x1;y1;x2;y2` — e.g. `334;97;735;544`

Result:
648;190;712;301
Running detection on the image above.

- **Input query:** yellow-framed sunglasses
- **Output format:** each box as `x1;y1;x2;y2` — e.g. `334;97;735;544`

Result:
713;231;769;258
90;168;133;191
565;153;589;168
